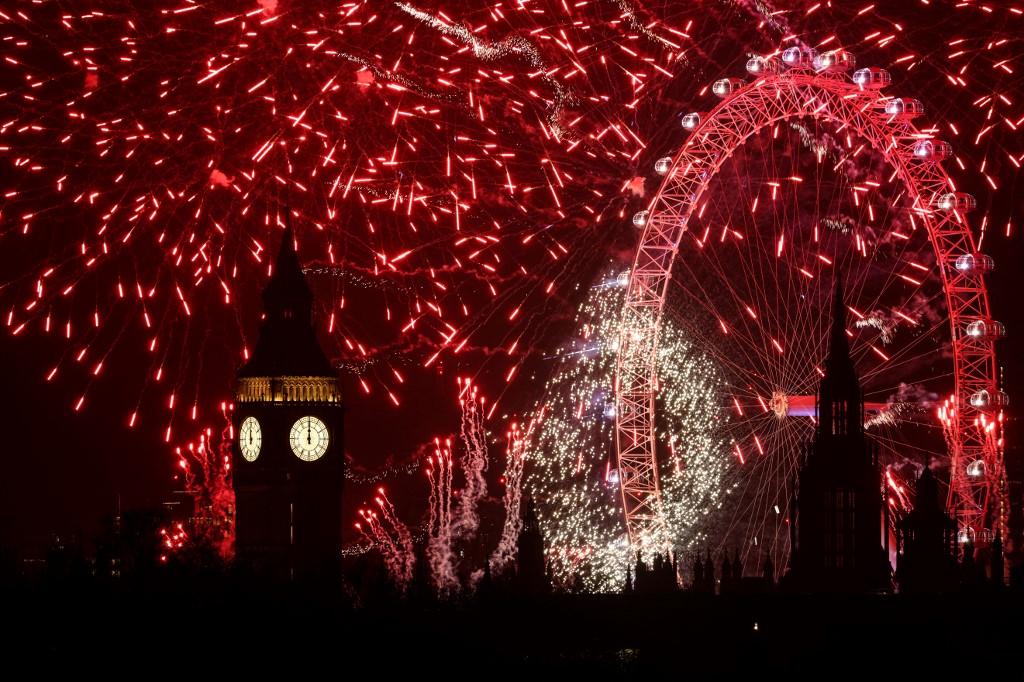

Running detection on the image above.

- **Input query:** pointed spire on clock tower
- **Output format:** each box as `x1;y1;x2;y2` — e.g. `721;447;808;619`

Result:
817;274;863;439
784;272;890;593
238;225;334;378
232;221;344;581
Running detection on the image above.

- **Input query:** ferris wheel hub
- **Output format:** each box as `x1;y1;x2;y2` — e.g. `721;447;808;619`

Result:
769;391;789;420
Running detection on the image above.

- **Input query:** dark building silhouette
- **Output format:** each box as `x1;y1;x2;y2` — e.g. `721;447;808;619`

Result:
232;226;344;579
513;498;550;594
631;550;677;594
960;540;983;587
95;507;170;581
786;278;891;592
689;548;717;593
719;551;776;595
703;548;716;593
476;558;497;600
895;466;960;592
692;552;704;591
44;532;91;583
718;549;744;592
991;532;1004;587
958;535;1005;590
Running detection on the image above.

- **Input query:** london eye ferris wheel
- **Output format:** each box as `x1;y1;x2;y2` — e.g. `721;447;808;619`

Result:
614;47;1005;573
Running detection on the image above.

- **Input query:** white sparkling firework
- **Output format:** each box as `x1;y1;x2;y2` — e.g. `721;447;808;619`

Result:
490;418;536;575
357;489;415;591
426;438;459;596
524;269;732;592
452;379;489;539
395;1;573;135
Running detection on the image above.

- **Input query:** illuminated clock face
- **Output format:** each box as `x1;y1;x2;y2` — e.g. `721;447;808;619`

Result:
239;416;262;462
290;416;329;462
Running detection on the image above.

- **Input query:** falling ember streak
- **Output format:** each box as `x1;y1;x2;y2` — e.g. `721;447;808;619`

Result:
360;489;415;590
426;439;459;597
0;0;1015;591
490;418;535;574
452;378;489;539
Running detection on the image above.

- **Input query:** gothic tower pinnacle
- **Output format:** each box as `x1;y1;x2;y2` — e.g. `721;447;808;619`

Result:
818;275;863;439
232;225;344;580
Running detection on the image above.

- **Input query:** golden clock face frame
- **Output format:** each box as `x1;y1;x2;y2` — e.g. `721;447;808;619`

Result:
239;416;262;462
290;415;329;462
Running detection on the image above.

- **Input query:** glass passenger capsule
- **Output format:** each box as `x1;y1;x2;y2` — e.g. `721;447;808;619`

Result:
680;112;702;131
852;67;891;89
781;47;817;69
934;192;976;212
884;98;925;118
965;319;1006;341
654;157;673;175
912;139;952;162
745;56;778;75
632;210;649;228
953;253;995;274
814;50;856;73
969;389;1009;410
712;78;745;98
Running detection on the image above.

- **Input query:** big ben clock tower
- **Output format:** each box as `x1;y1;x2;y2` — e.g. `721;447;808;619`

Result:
232;226;343;579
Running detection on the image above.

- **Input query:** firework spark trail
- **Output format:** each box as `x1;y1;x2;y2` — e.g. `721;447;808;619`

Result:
490;417;537;574
396;2;544;65
426;442;439;539
3;0;659;433
357;510;402;573
375;489;416;589
1;0;1017;455
855;313;899;345
356;510;415;587
356;492;414;590
1;1;1021;592
938;397;959;468
159;522;189;562
885;467;912;519
452;378;489;539
170;404;235;560
395;1;579;135
426;438;459;596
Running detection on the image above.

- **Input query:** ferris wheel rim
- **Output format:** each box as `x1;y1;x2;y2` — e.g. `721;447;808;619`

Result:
614;63;1003;554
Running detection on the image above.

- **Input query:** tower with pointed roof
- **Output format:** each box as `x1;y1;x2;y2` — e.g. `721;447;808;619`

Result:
895;465;959;592
514;498;550;595
232;227;344;579
786;278;891;592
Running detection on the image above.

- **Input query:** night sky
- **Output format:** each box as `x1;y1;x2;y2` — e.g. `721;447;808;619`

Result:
2;1;1023;559
3;231;1022;555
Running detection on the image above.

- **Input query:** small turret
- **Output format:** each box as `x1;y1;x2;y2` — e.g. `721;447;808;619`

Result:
514;497;550;595
991;533;1004;588
704;548;716;594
